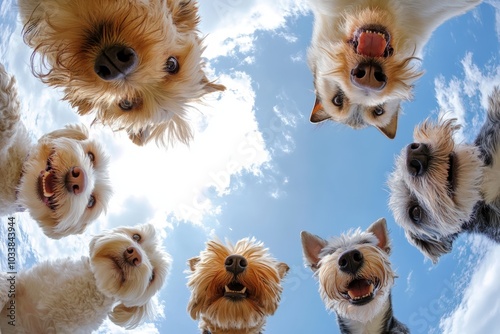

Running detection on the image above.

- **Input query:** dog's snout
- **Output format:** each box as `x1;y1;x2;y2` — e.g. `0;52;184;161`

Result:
224;254;248;275
65;167;87;195
338;249;364;274
406;142;430;176
124;246;142;266
351;63;387;91
94;45;138;81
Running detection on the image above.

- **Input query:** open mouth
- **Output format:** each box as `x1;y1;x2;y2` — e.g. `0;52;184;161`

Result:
37;155;57;210
446;153;457;197
349;25;393;58
224;281;248;301
341;278;379;305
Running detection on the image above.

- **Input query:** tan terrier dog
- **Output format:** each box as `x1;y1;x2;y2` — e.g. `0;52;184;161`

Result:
308;0;482;139
0;63;112;238
187;238;289;334
388;88;500;263
18;0;225;146
301;218;408;333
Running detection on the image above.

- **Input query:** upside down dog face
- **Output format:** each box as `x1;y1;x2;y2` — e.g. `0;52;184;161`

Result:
21;0;225;146
301;218;395;322
187;238;289;332
309;6;422;138
387;118;482;263
17;124;112;239
89;223;171;328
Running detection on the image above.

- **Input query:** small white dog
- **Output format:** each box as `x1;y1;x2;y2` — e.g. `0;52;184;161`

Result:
308;0;482;138
0;63;112;238
0;223;171;333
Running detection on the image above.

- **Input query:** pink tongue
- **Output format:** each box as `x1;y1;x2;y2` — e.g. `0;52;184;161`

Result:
357;32;386;57
347;280;372;299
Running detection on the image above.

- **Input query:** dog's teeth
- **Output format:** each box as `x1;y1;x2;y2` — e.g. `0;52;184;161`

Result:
225;285;230;292
241;287;247;293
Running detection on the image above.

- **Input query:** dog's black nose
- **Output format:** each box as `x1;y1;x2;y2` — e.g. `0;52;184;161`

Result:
351;63;387;91
338;249;364;274
406;142;430;176
225;255;247;275
94;45;138;81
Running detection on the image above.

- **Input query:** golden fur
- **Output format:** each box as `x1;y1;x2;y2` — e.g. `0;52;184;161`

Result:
187;238;289;334
18;0;225;146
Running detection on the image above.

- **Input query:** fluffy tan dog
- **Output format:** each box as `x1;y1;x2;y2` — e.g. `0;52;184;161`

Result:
0;63;112;238
18;0;225;146
0;223;171;333
187;238;289;334
308;0;482;138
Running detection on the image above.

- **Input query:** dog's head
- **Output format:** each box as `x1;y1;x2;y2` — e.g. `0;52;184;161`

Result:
308;7;423;138
387;118;482;263
24;0;225;147
187;238;289;332
17;124;112;239
301;218;395;322
89;223;171;329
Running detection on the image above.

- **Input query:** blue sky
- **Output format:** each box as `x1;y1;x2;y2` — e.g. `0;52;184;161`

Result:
1;1;500;333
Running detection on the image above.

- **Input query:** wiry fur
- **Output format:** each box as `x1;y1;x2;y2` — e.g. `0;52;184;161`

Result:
0;223;171;333
18;0;225;147
301;218;409;333
388;88;500;263
0;63;112;238
308;0;482;139
187;238;289;334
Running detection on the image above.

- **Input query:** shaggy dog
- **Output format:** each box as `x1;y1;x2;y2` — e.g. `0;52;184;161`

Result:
18;0;225;146
308;0;482;138
0;62;112;238
0;223;171;333
187;238;289;334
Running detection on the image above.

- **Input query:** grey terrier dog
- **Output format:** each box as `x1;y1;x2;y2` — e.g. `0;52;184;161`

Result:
301;218;409;334
388;87;500;263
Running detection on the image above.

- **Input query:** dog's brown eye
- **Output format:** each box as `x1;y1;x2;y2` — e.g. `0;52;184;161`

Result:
119;99;134;111
409;205;422;223
133;233;141;242
87;195;96;209
332;94;343;107
150;270;155;283
373;106;384;116
165;56;179;74
87;152;95;163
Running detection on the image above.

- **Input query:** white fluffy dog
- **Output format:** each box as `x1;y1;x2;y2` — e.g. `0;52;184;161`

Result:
0;63;112;238
308;0;482;138
0;223;171;333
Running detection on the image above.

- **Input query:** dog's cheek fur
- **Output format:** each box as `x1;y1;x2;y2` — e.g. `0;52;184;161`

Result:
110;301;156;329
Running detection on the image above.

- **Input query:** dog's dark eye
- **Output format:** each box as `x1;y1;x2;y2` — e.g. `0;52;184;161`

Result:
133;233;141;242
332;93;343;107
150;270;155;283
119;99;134;111
87;152;95;163
409;205;422;223
165;56;179;74
87;195;96;209
373;106;384;116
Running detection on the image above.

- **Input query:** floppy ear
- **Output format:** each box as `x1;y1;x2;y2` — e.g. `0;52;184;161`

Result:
407;232;457;264
367;218;391;254
310;97;330;123
109;301;155;329
41;123;89;141
300;231;328;271
376;111;398;139
168;0;200;33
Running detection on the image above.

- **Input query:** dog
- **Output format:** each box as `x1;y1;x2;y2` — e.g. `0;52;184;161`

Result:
0;62;112;239
301;218;409;333
18;0;226;146
0;223;171;333
307;0;482;139
388;88;500;263
187;238;289;334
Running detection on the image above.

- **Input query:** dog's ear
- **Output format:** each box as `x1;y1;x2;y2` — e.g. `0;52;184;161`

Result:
407;232;457;264
201;76;226;94
109;302;154;329
376;111;398;139
188;257;200;271
128;127;148;146
277;262;290;279
310;97;330;123
300;231;328;272
41;123;89;141
367;218;391;254
168;0;200;33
